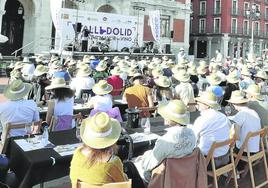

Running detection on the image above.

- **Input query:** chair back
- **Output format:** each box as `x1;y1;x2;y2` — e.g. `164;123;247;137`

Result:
76;180;131;188
49;113;82;132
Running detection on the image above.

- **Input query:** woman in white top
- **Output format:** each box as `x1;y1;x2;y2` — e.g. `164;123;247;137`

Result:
87;80;122;122
46;78;75;130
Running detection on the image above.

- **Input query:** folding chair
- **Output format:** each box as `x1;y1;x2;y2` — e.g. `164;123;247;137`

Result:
206;138;238;188
1;121;42;153
227;127;268;188
76;179;131;188
49;113;82;132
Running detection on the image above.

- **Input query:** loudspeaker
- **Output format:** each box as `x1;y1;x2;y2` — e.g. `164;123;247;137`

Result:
170;31;174;38
76;22;82;32
165;44;171;54
133;48;141;53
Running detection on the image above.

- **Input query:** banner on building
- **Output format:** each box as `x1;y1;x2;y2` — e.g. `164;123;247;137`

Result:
55;8;144;51
149;10;161;42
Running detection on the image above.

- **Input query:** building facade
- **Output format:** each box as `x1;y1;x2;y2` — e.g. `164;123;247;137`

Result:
190;0;268;60
0;0;191;56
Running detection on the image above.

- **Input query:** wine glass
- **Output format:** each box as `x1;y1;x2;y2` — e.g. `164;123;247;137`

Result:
82;93;88;106
25;123;32;143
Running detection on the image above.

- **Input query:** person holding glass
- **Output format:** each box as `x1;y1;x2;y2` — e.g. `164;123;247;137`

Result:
70;112;127;186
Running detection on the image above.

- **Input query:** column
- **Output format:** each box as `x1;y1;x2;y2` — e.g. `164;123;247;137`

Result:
0;10;6;33
259;39;263;57
242;41;248;59
237;38;242;58
221;34;229;59
207;37;212;60
229;41;234;58
193;37;198;58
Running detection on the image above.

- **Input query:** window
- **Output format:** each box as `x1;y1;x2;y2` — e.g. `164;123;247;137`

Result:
266;23;268;37
214;0;221;14
232;0;238;15
160;15;170;37
254;21;260;36
199;18;206;33
231;18;237;33
266;7;268;19
243;20;249;35
214;18;221;33
200;1;206;15
244;2;249;16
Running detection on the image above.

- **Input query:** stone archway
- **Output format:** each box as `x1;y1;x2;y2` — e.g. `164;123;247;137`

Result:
97;4;117;14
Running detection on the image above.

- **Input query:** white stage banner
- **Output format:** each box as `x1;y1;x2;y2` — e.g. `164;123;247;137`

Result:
149;10;161;42
56;8;144;51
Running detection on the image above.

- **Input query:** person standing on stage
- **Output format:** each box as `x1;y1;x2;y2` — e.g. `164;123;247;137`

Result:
81;26;89;52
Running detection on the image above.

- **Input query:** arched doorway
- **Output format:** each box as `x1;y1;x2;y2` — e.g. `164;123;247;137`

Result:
0;0;24;55
97;4;116;13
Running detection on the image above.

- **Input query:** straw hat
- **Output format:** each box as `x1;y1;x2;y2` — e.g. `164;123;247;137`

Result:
179;47;185;52
110;66;122;76
255;70;268;80
89;55;96;60
245;84;265;101
130;61;138;68
4;80;32;101
45;77;70;90
195;91;220;109
158;100;189;125
148;61;158;69
13;61;24;70
155;76;171;88
76;65;92;77
113;56;120;63
172;64;185;74
197;65;207;75
76;61;86;69
51;60;62;69
174;69;190;82
241;66;251;77
130;73;145;83
188;65;198;76
227;90;249;104
50;55;59;62
207;73;222;86
226;71;240;84
161;61;169;69
35;55;44;63
80;112;121;149
104;56;109;61
68;59;77;66
152;67;164;78
92;80;113;95
199;60;208;67
96;61;107;72
162;56;169;61
34;65;49;77
22;57;31;64
127;67;139;77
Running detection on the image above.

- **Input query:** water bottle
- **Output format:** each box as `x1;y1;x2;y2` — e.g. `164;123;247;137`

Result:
41;126;49;147
144;117;151;134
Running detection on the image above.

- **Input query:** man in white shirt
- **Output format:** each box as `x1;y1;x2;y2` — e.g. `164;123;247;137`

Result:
215;49;223;64
70;65;95;98
227;90;261;153
192;91;231;167
21;57;35;81
0;80;40;143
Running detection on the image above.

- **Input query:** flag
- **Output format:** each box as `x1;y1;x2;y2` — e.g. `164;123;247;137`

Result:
149;10;161;42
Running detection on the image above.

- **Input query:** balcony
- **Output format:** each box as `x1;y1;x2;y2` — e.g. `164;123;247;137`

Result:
213;8;221;15
231;9;239;16
199;10;206;16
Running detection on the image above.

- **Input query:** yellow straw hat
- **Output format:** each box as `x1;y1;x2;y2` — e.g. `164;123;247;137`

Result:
127;67;139;77
174;69;190;82
92;80;113;95
207;73;222;86
13;61;24;70
197;65;207;75
195;91;220;109
255;70;268;80
4;80;32;100
96;61;107;72
172;64;186;74
226;71;240;84
110;66;122;76
80;112;121;149
155;76;171;88
45;77;70;90
152;67;164;78
158;100;190;125
226;90;249;104
34;65;49;77
188;65;198;76
76;65;92;77
245;84;265;101
241;66;251;77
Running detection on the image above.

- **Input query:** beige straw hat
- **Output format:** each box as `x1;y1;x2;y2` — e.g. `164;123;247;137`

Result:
241;66;251;77
255;70;268;80
96;61;107;72
226;71;240;84
172;64;186;74
68;59;77;66
155;76;171;88
130;73;145;83
80;112;121;149
110;66;122;76
207;73;222;86
174;69;190;82
34;65;49;77
4;80;32;100
45;77;70;90
158;100;190;125
195;91;220;109
152;67;164;78
148;62;158;69
89;55;96;60
161;61;170;69
92;80;113;95
76;65;92;77
162;56;169;61
13;61;24;70
51;60;62;69
245;84;265;101
127;67;139;77
188;65;198;76
197;65;207;75
226;90;249;104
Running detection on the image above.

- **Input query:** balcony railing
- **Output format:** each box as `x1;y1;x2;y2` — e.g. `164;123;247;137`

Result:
231;9;239;16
